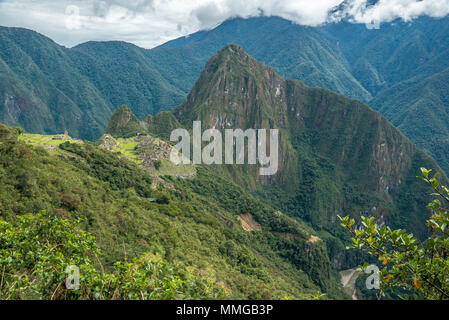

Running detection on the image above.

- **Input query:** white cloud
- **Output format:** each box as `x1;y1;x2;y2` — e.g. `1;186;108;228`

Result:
0;0;448;48
330;0;449;24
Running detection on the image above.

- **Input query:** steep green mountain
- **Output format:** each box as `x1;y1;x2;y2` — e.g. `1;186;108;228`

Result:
0;27;112;140
105;105;181;140
0;18;370;141
105;105;147;138
170;44;446;269
323;17;449;95
69;41;186;119
158;17;371;102
371;67;449;175
161;16;449;174
323;18;449;173
1;15;449;174
0;27;187;140
144;111;182;140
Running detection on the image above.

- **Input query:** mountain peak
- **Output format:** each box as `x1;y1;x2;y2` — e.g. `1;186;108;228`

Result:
206;43;262;71
105;105;182;140
174;44;283;130
108;105;137;124
216;43;245;56
171;42;446;205
106;105;146;138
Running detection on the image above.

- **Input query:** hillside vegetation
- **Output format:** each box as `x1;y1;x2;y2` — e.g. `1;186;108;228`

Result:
0;123;347;299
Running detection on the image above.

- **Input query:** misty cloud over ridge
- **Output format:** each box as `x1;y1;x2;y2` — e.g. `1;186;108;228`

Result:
0;0;448;48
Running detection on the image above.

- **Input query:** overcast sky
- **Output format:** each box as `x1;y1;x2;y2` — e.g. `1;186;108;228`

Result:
1;0;449;48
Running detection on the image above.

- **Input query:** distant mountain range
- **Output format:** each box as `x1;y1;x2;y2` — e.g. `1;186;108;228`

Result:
1;16;449;173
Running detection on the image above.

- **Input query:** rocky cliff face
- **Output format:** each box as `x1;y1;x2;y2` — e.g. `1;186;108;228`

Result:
175;44;288;130
174;44;293;187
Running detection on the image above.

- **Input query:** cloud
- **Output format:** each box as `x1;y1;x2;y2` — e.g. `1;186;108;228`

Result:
188;0;349;28
330;0;449;24
0;0;448;48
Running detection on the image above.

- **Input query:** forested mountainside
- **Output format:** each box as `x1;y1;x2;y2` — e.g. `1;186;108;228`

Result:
1;16;449;174
0;17;370;141
160;16;449;174
104;45;446;271
323;17;449;174
0;27;185;140
0;123;348;299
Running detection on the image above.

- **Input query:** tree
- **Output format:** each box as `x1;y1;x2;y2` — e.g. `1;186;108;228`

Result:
339;168;449;300
0;211;226;300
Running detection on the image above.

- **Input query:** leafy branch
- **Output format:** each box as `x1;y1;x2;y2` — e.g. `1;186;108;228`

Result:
338;168;449;300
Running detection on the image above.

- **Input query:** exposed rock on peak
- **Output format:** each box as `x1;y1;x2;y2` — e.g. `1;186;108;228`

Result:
105;105;146;138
